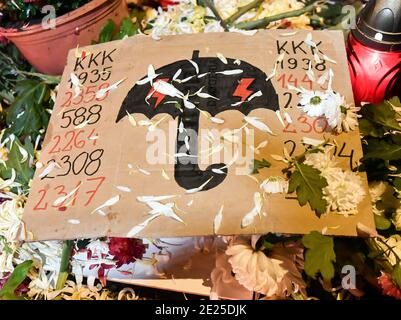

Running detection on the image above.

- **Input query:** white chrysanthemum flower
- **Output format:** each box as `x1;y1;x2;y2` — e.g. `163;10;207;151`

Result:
299;90;328;117
226;236;306;298
19;241;62;270
304;147;365;214
304;149;337;174
324;91;344;128
27;268;61;300
338;104;360;133
323;170;366;214
0;197;25;241
260;176;289;194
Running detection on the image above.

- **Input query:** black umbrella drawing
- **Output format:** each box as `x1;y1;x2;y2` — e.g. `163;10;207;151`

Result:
116;50;279;191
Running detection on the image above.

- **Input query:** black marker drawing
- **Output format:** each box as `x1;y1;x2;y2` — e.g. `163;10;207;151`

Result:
116;51;279;191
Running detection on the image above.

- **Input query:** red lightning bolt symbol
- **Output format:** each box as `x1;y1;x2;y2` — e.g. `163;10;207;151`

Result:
233;78;255;102
147;78;170;108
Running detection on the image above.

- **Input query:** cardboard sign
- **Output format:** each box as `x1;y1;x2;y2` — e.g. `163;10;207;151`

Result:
22;30;374;241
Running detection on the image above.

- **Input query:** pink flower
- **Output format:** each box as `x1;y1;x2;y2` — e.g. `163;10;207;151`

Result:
108;237;146;268
378;273;401;300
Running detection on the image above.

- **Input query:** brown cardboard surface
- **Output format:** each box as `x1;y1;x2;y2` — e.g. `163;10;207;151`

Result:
22;30;374;241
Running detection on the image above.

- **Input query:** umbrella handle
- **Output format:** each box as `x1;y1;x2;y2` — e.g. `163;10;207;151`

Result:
174;109;227;191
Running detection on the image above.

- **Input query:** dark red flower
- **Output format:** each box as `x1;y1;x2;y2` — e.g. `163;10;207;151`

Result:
378;273;401;300
108;237;146;268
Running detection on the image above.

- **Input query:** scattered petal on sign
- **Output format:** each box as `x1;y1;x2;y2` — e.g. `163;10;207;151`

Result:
314;52;322;64
115;185;131;192
183;99;196;109
213;205;224;234
95;77;127;99
39;161;61;179
322;54;337;64
184;136;190;150
138;166;151;175
74;119;90;129
97;209;107;216
247;90;262;101
275;110;285;128
172;69;182;81
212;168;226;175
126;214;162;237
244;116;273;134
153;80;184;98
234;59;241;65
126;111;137;127
197;92;219;100
302;137;325;146
210;117;224;124
137;195;177;203
188;60;199;74
90;195;120;214
162;169;170;180
187;200;194;207
241;192;263;228
284;112;293;123
216;53;227;64
186;177;213;194
306;61;315;82
68;219;80;225
53;183;82;206
216;69;243;76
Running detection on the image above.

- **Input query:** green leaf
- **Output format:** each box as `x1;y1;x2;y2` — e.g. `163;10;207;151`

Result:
374;214;392;230
359;100;401;137
392;264;401;288
0;137;34;187
302;231;335;281
5;79;51;138
98;19;116;43
113;17;139;40
252;158;271;174
362;135;401;161
288;163;328;217
0;260;32;300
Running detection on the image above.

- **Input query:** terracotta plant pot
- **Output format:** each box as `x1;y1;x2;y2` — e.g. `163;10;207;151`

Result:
1;0;129;75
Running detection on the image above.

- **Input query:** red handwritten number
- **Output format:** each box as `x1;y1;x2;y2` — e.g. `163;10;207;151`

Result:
61;92;73;108
62;131;75;152
33;189;48;210
299;116;313;133
283;121;297;133
49;135;62;154
59;83;109;108
313;117;328;133
52;185;67;208
302;74;313;90
85;176;106;206
88;129;98;146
